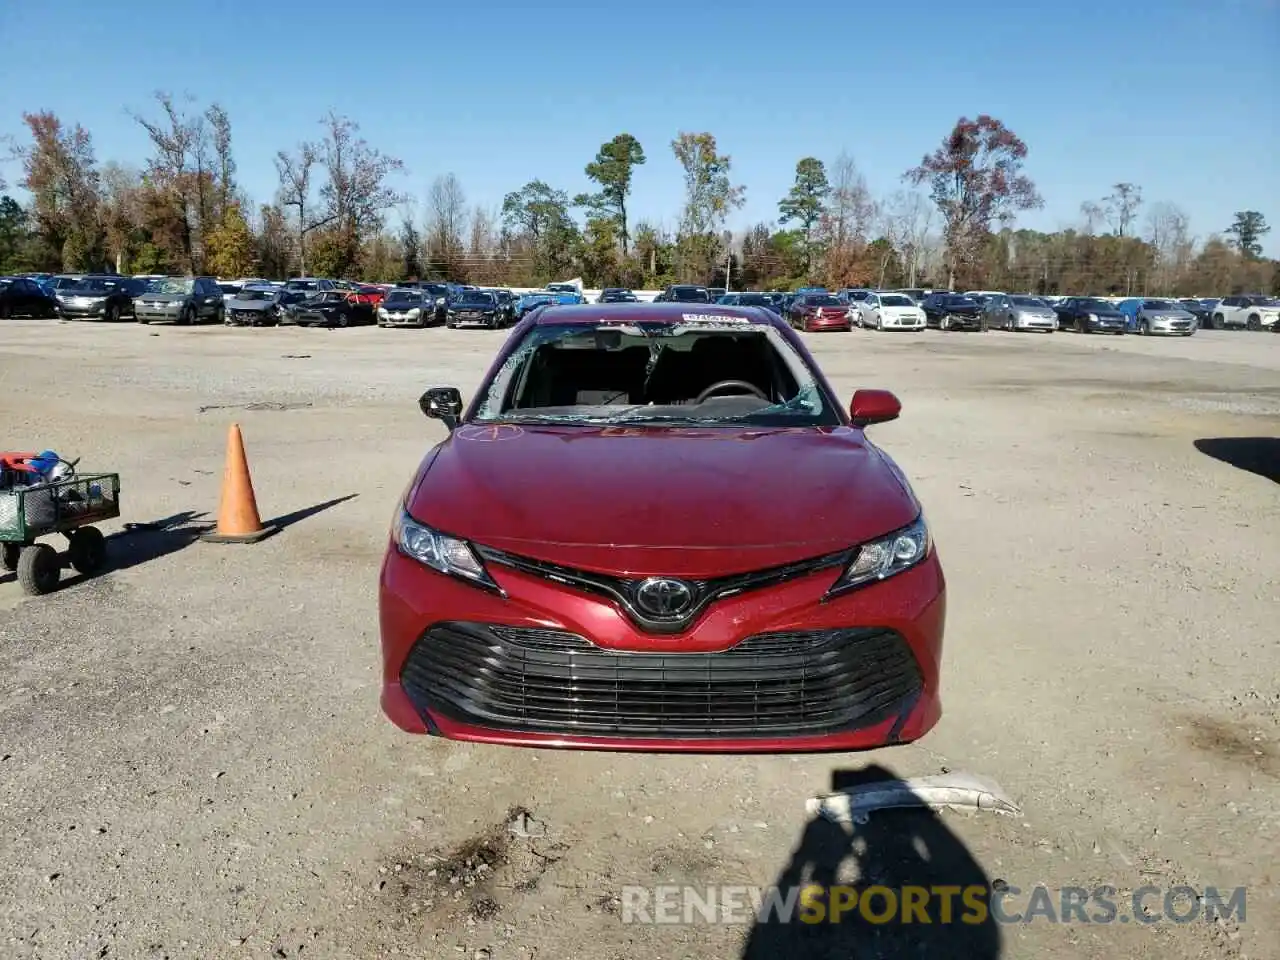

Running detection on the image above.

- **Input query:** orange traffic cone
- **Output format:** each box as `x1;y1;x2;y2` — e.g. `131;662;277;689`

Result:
199;423;276;544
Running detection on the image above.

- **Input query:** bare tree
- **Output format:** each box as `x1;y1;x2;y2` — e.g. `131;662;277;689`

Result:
883;191;934;287
1079;201;1105;235
315;111;405;275
427;173;467;278
274;142;320;274
1103;183;1142;238
469;204;496;258
827;152;876;246
1145;201;1193;293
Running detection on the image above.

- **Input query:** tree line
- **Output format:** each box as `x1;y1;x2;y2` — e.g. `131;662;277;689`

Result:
1;98;1275;296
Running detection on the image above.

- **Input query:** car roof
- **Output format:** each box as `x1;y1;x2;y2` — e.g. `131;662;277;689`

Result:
531;302;784;328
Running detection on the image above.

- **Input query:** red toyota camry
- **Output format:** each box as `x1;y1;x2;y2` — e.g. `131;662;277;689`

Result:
378;302;945;752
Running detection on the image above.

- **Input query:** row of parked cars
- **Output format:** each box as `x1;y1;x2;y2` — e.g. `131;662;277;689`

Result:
4;273;1278;337
0;273;594;330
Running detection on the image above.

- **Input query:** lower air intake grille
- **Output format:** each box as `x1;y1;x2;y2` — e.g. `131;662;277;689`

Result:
400;622;922;738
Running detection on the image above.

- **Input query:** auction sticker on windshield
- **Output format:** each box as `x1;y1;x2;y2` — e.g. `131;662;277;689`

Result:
680;314;753;325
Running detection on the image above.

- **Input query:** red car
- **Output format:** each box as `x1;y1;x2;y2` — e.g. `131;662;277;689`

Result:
788;293;853;332
348;284;386;304
378;302;945;752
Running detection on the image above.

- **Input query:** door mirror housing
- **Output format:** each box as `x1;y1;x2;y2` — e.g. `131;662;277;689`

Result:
849;389;901;427
420;387;464;430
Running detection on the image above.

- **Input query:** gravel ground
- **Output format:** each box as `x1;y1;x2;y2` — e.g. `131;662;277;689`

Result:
0;318;1276;960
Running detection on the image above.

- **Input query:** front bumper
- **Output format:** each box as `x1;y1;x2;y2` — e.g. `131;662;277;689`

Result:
380;311;427;327
1011;315;1057;331
803;315;853;331
1141;318;1194;335
874;313;926;329
56;301;110;319
135;303;185;322
379;546;945;752
940;313;983;329
226;309;275;326
1084;318;1126;333
448;312;499;327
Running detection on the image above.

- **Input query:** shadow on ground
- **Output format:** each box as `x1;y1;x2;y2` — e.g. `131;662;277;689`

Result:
2;494;358;590
1194;437;1280;484
263;493;358;530
741;764;1001;960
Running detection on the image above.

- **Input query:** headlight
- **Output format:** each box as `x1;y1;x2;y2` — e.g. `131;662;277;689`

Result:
407;307;421;318
435;297;446;306
828;515;931;596
378;307;388;317
1087;313;1098;321
393;510;497;590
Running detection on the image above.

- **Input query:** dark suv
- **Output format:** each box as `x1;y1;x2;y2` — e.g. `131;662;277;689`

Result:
134;276;226;325
655;284;712;303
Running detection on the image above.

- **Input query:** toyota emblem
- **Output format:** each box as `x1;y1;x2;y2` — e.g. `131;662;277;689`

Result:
633;577;695;618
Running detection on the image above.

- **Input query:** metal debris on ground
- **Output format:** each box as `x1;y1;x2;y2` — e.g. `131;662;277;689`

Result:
197;401;313;414
508;810;546;838
807;772;1022;824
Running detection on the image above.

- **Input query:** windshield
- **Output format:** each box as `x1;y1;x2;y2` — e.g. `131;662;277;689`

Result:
670;287;711;303
155;278;194;295
803;295;843;307
288;280;320;291
879;295;913;307
1076;299;1113;310
734;294;769;306
218;284;242;295
1011;296;1045;307
1144;300;1176;310
945;296;978;306
457;291;496;306
235;288;276;302
385;291;425;306
472;321;835;428
65;279;118;294
1246;297;1280;307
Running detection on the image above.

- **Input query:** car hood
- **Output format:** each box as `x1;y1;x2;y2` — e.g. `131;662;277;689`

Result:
407;425;919;577
228;298;273;309
1149;311;1192;319
141;293;189;303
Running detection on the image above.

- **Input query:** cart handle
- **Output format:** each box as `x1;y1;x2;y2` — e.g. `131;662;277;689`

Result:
18;455;80;473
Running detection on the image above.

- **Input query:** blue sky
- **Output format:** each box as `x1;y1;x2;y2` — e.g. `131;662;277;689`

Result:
2;0;1278;254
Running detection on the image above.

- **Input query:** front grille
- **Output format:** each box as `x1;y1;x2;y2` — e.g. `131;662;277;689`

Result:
474;544;849;633
400;622;923;738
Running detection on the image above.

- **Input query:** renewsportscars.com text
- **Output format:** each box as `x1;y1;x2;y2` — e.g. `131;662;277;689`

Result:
620;883;1247;926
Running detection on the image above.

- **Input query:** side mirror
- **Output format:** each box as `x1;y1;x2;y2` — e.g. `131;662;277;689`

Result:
850;389;902;427
420;387;463;430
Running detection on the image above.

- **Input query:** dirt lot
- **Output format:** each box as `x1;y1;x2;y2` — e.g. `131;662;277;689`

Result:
0;318;1276;960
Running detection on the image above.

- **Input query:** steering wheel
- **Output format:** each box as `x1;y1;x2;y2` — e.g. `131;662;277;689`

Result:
694;380;769;403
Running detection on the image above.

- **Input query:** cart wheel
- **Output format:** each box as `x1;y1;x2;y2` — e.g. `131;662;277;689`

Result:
17;543;60;595
68;527;108;575
2;543;20;572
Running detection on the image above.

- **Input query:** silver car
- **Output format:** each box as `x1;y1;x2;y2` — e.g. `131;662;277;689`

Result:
985;294;1058;332
134;276;226;325
1128;299;1196;337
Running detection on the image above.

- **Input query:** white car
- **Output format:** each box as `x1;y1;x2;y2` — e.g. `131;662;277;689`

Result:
1210;295;1280;331
858;292;927;331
